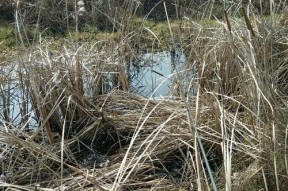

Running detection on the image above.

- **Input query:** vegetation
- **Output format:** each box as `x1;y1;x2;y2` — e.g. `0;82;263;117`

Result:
0;0;288;190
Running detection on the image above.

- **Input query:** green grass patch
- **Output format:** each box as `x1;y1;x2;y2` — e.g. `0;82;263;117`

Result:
0;21;16;50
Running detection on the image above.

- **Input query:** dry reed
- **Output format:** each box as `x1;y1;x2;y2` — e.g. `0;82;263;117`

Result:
1;1;288;190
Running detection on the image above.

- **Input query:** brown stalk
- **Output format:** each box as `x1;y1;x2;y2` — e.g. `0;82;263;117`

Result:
75;55;84;95
119;65;129;91
242;6;256;37
224;10;231;32
32;93;55;144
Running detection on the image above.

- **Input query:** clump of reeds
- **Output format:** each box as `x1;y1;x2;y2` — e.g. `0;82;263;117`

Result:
1;0;288;190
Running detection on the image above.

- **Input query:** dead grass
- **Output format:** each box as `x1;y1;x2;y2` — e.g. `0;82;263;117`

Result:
1;1;288;191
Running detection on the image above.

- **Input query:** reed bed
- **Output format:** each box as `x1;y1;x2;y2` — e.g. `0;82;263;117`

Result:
1;1;288;190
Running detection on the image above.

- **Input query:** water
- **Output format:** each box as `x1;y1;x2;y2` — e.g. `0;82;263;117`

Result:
131;50;187;98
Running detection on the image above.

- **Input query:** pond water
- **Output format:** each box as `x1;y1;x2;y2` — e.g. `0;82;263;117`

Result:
131;50;187;98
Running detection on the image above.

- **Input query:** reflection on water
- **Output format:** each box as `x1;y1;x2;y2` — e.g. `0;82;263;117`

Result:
131;50;187;98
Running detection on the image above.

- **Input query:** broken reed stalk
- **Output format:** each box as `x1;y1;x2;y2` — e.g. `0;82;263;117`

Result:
224;10;231;32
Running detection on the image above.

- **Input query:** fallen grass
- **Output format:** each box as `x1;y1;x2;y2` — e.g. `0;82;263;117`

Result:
1;1;288;191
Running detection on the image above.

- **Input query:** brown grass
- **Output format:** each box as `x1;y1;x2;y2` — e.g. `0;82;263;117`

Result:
1;1;288;190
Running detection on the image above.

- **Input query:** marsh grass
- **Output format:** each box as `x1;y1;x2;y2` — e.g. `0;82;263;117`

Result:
1;0;288;190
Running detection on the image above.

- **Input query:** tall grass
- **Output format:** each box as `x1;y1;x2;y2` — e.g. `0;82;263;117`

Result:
1;0;288;190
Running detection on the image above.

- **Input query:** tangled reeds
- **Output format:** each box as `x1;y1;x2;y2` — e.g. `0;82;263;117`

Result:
1;1;288;190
